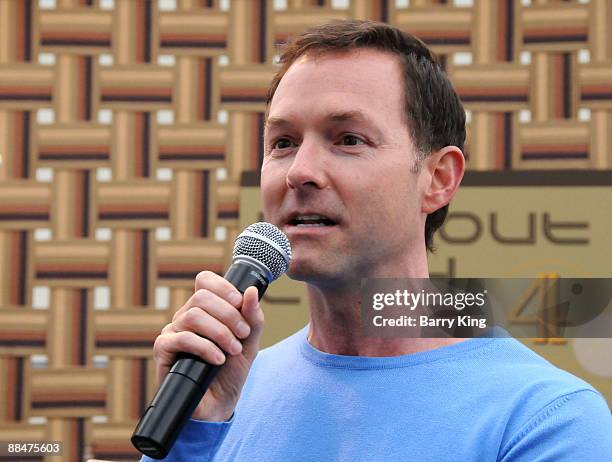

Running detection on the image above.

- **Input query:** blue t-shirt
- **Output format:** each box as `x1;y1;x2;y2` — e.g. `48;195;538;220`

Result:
143;327;612;461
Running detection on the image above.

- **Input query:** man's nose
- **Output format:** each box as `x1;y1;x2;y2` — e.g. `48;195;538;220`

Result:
285;139;328;190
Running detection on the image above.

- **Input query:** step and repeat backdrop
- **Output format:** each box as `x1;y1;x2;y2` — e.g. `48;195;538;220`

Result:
0;0;611;460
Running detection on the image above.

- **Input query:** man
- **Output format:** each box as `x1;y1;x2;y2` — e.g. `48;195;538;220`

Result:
144;21;612;461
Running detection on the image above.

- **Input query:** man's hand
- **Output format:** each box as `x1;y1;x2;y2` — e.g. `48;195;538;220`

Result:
152;271;264;421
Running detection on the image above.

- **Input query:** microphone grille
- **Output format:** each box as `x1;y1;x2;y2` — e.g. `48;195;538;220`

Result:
233;222;292;282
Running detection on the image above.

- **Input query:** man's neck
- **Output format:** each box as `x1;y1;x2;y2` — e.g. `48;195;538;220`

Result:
305;262;466;357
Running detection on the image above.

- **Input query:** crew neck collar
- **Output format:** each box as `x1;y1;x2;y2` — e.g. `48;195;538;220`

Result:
299;325;507;370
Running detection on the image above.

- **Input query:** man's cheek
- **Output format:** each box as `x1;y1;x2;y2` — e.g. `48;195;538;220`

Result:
259;186;275;221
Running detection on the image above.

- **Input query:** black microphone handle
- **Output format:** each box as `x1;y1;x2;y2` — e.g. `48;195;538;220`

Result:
131;262;269;459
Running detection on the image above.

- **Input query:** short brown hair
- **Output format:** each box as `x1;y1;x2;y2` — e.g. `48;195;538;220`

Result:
265;20;466;252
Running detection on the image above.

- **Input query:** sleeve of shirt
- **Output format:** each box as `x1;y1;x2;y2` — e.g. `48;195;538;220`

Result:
139;415;234;462
499;389;612;461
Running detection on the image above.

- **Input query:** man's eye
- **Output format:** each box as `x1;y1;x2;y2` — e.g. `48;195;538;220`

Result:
339;134;365;146
273;138;294;149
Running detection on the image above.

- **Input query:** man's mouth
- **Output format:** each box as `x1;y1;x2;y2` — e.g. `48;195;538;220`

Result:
288;214;337;228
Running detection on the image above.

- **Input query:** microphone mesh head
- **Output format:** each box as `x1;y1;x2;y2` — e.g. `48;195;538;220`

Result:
233;222;292;282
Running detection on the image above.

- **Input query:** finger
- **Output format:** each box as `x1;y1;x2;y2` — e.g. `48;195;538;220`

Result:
160;322;175;335
240;286;265;358
154;330;227;368
173;289;251;340
194;270;243;308
173;307;244;356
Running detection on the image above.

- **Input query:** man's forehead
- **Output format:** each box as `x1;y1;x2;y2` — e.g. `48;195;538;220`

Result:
265;110;374;130
288;47;397;70
282;49;398;89
265;48;405;134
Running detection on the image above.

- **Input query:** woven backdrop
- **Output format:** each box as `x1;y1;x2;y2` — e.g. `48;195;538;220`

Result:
0;0;611;460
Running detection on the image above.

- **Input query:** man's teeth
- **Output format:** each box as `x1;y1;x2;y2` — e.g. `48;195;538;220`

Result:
298;215;326;220
291;214;334;226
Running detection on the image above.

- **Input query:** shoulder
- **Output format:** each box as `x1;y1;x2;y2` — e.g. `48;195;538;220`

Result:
479;337;612;457
499;388;612;460
249;325;307;372
482;336;597;395
235;326;307;403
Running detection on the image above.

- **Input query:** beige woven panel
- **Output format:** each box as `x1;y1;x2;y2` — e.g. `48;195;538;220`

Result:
0;0;610;460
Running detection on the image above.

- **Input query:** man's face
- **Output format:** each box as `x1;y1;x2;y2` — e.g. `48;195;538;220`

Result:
261;49;426;285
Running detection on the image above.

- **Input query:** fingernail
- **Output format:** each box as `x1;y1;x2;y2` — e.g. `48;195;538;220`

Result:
237;321;251;338
229;292;242;306
216;351;226;364
230;339;242;355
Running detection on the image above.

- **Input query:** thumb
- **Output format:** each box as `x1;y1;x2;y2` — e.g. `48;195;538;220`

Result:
240;286;264;358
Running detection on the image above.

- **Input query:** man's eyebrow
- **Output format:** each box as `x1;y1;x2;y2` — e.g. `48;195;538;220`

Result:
264;116;291;131
327;110;373;124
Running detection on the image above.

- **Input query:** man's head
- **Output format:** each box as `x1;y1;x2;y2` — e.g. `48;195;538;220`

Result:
261;20;465;285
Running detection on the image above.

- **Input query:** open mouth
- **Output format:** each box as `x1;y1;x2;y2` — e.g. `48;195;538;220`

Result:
289;215;337;227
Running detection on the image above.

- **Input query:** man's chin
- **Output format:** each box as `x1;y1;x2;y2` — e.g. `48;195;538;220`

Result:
286;262;353;288
286;265;318;282
286;261;330;283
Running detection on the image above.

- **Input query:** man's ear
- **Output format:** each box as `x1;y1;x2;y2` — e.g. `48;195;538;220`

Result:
421;146;465;214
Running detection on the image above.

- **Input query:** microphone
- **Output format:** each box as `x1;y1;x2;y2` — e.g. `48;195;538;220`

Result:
131;222;292;459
